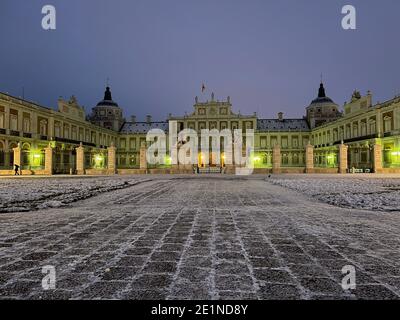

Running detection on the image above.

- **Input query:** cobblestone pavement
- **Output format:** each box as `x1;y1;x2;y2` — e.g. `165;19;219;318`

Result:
0;176;400;300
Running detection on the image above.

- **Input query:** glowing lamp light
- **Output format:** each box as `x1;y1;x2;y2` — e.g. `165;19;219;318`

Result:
93;154;105;168
30;151;43;166
164;156;172;165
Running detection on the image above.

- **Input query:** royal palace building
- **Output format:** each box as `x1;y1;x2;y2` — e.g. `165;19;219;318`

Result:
0;83;399;175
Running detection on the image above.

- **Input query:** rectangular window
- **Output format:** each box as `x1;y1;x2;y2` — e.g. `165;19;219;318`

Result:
0;112;4;128
10;115;17;131
292;137;298;148
130;139;136;150
260;137;267;148
281;137;288;148
120;139;126;149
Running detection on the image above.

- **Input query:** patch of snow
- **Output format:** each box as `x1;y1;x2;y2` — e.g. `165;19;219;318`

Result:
0;176;148;213
269;176;400;212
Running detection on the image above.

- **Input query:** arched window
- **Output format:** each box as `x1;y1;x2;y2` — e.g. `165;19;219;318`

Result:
119;154;127;166
22;143;31;166
282;153;289;165
293;153;299;165
129;154;136;167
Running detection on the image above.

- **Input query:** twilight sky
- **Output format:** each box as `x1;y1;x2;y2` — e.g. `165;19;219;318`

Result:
0;0;399;121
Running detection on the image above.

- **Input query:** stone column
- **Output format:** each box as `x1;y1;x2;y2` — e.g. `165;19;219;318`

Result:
339;143;348;174
377;111;383;138
305;143;314;173
76;143;85;175
13;143;22;174
44;144;54;175
373;143;383;173
107;143;117;174
140;142;147;170
272;144;281;174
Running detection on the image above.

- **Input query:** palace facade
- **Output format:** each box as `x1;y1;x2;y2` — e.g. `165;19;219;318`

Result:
0;83;399;175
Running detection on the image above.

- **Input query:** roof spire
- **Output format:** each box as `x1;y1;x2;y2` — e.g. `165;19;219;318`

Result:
104;86;112;101
318;82;326;98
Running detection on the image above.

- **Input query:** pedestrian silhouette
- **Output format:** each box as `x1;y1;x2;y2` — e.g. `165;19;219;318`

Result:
14;164;20;176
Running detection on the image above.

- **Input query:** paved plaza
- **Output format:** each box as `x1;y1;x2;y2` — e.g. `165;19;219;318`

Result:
0;175;400;300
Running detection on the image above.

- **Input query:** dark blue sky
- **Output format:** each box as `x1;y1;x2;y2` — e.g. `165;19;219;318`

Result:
1;0;399;121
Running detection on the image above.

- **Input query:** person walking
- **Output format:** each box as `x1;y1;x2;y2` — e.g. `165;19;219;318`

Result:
14;164;20;176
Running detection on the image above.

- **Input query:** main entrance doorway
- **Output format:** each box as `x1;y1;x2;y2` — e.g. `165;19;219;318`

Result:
197;152;225;173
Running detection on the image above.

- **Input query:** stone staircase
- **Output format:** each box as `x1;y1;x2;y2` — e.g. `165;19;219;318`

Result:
198;166;222;174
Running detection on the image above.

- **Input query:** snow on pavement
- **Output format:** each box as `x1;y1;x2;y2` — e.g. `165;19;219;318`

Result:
0;176;399;300
269;175;400;212
0;176;149;213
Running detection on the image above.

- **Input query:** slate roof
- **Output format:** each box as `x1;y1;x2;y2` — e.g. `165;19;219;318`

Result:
257;119;310;132
310;96;335;105
120;119;310;134
119;122;169;134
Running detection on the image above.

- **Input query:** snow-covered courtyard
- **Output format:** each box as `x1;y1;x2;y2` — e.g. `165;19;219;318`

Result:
0;175;400;300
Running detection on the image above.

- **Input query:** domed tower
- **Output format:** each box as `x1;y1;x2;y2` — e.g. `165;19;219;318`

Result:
306;82;341;129
89;86;125;131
